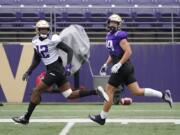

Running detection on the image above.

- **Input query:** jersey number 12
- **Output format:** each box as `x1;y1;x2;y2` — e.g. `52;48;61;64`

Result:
36;45;50;58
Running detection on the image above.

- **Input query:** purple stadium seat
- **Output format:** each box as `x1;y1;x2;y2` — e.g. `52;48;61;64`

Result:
89;13;107;22
17;12;51;28
38;12;45;19
132;8;155;17
0;13;17;27
131;0;155;5
17;0;42;5
0;0;17;5
129;8;157;28
55;13;63;23
56;12;70;27
42;0;60;5
83;0;109;5
16;12;22;21
155;8;178;22
0;13;16;22
155;0;179;5
60;0;83;5
67;13;86;22
108;0;132;5
154;8;179;28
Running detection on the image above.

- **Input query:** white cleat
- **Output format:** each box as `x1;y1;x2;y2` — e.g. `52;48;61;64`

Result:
163;90;173;108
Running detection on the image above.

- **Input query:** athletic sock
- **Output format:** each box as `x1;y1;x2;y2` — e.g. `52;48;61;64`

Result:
24;102;37;120
144;88;163;98
100;110;108;119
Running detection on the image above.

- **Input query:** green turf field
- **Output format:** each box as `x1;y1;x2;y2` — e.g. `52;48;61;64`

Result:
0;103;180;135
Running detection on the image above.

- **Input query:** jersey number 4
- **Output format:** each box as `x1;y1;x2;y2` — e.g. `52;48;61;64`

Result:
36;45;50;58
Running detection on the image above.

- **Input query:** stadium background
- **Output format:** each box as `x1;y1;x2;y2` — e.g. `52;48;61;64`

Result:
0;0;180;103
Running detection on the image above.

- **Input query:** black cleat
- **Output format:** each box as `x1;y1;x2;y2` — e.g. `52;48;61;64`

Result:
89;114;106;125
163;90;173;108
96;86;109;102
12;116;29;125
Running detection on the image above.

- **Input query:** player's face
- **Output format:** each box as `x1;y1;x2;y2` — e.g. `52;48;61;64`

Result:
109;21;119;28
38;28;49;35
108;21;119;32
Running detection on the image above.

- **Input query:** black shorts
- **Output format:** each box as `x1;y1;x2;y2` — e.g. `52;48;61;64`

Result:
108;61;136;87
42;58;68;87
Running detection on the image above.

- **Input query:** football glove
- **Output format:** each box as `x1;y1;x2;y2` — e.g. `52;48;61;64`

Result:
22;71;30;81
64;64;72;76
111;62;122;73
99;63;108;76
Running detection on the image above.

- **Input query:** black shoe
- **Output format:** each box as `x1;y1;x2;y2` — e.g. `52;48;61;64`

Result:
163;90;173;108
12;116;29;125
96;86;109;102
0;103;3;106
89;114;106;125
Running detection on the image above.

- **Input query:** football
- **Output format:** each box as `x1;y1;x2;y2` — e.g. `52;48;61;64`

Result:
120;97;133;105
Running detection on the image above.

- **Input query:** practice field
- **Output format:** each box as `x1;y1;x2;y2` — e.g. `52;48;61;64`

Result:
0;103;180;135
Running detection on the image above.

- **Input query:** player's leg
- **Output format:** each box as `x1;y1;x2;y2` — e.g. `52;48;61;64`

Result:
113;85;124;105
127;82;173;108
89;72;122;125
12;81;49;124
12;72;54;124
89;83;117;125
59;81;109;102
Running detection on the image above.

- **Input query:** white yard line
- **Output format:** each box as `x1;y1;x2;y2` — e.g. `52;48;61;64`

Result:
1;109;179;112
1;118;180;124
59;122;75;135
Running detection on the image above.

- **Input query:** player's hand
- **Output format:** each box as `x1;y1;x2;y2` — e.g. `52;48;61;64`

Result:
64;64;72;76
22;72;30;81
99;63;108;76
111;62;122;73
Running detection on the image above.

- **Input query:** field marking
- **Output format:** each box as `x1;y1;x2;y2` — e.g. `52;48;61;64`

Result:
59;122;75;135
1;119;180;124
1;109;179;112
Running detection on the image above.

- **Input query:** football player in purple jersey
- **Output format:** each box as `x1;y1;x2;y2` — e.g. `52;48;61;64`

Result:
89;14;173;125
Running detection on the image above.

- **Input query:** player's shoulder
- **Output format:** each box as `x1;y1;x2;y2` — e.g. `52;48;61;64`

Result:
115;30;128;39
106;32;111;36
32;35;39;43
106;32;112;39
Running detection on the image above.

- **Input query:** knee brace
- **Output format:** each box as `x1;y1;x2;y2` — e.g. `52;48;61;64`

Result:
62;89;73;98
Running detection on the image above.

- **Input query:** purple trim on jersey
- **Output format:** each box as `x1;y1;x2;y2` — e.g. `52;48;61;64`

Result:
106;31;128;56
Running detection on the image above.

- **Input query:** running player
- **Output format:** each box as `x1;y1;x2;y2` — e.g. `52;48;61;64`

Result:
12;20;109;125
89;14;173;125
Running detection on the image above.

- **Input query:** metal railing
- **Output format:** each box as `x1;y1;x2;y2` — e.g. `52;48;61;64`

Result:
0;5;179;43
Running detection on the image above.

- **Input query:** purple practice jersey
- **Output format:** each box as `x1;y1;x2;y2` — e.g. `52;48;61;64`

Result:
106;30;128;64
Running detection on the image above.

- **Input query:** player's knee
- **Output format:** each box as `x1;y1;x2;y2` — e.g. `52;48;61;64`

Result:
62;89;73;99
33;86;45;93
132;89;143;96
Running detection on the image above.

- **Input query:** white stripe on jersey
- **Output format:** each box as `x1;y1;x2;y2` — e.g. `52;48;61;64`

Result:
32;34;62;65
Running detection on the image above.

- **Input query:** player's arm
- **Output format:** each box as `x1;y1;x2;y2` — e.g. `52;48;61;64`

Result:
99;54;112;75
56;42;73;64
26;49;41;75
105;55;113;65
118;39;132;64
111;39;132;73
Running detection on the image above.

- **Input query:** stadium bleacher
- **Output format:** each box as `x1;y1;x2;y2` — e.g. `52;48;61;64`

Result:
0;0;180;5
0;0;179;43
